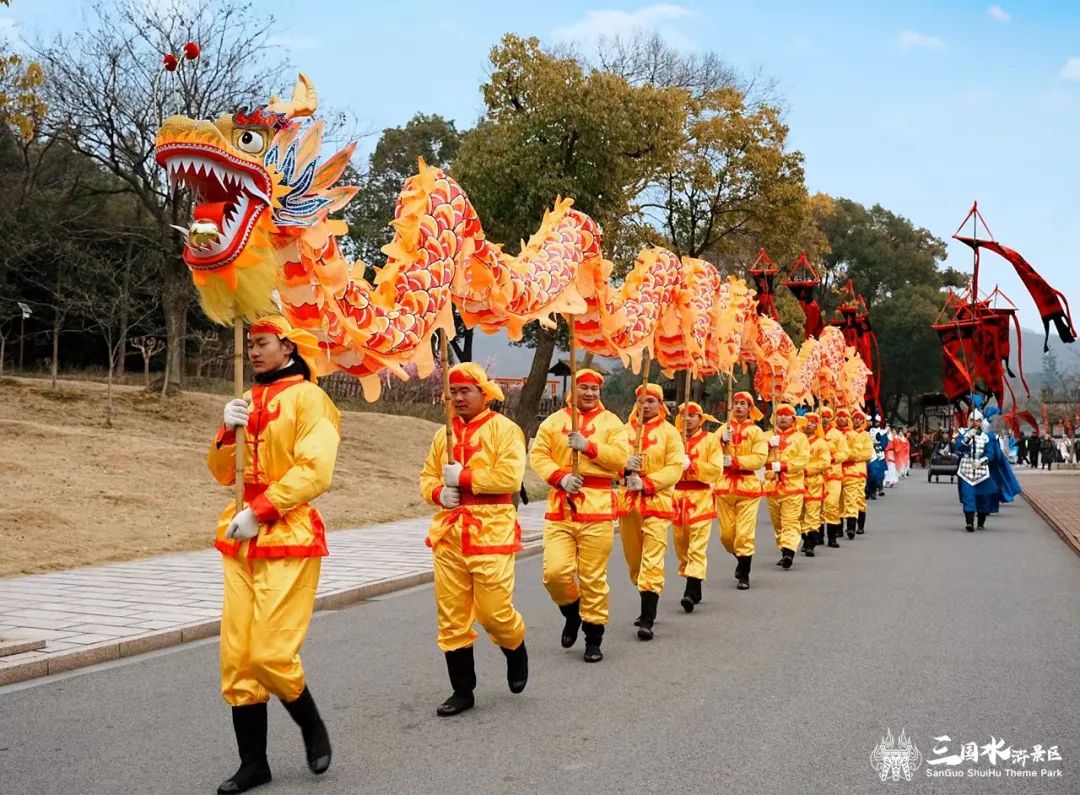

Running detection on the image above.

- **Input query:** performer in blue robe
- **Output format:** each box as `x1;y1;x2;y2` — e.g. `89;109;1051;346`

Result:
953;409;1021;532
867;420;889;499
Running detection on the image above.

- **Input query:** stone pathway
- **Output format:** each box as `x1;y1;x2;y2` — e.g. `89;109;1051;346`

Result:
0;502;546;685
1017;468;1080;556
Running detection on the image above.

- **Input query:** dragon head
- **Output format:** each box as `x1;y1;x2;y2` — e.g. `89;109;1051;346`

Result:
155;74;356;323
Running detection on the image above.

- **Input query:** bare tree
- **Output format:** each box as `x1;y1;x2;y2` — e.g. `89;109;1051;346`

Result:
131;335;166;386
71;248;158;427
35;0;288;395
192;327;229;378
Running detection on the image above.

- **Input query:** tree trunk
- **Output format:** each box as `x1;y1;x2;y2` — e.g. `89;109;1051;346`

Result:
513;327;558;440
0;333;5;378
51;317;60;390
105;352;114;429
161;251;189;396
143;355;151;386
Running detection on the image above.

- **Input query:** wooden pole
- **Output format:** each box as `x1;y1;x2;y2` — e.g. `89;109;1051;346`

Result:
18;314;24;375
724;369;735;453
681;369;693;446
441;329;454;464
636;350;652;456
569;319;580;476
233;318;245;512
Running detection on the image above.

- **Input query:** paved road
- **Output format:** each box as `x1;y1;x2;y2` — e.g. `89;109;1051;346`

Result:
2;477;1077;794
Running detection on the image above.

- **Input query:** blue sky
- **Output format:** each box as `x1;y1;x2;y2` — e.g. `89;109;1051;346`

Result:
7;1;1080;350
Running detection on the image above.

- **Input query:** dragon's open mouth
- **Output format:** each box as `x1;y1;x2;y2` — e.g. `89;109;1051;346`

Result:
157;143;273;269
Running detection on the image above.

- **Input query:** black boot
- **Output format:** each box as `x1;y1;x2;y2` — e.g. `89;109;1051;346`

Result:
845;517;856;539
827;524;840;548
680;577;701;613
781;548;795;569
803;532;816;557
582;621;604;663
436;647;476;717
281;686;331;776
637;591;659;640
217;703;272;794
976;512;987;529
735;555;752;590
558;599;582;648
856;511;866;534
816;526;825;546
964;511;975;532
500;642;528;694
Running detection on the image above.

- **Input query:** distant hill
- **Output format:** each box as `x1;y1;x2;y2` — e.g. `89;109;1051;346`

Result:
1005;327;1079;398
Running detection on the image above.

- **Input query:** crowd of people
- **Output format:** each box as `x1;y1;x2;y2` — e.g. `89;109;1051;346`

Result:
200;318;920;794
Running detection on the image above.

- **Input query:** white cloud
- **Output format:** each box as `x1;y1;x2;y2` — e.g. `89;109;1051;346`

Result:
552;4;696;49
1060;57;1080;81
898;30;946;52
1040;87;1074;110
988;5;1011;22
266;35;320;52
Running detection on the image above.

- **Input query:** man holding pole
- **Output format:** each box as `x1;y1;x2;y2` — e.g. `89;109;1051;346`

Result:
530;369;629;662
209;315;337;794
840;408;874;538
765;404;810;569
618;383;685;639
715;391;768;590
419;362;529;717
671;401;723;612
799;411;830;557
820;406;849;549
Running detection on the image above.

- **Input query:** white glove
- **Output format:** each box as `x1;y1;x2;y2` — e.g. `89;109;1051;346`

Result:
223;398;249;429
964;429;975;441
721;428;733;444
771;462;782;473
723;454;733;468
567;431;589;452
626;454;643;472
439;486;461;508
682;455;691;470
226;507;260;540
769;435;781;448
559;474;584;494
977;456;989;467
442;462;463;487
625;473;644;492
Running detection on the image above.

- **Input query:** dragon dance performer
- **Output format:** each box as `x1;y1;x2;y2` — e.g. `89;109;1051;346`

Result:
619;384;685;639
419;363;528;717
799;412;830;557
529;369;629;663
716;392;768;590
671;402;723;613
867;419;889;500
209;315;337;794
838;408;874;539
764;404;810;569
953;409;1022;531
820;407;849;549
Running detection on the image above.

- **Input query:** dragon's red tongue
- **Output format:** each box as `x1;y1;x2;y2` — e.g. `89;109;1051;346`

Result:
193;202;226;228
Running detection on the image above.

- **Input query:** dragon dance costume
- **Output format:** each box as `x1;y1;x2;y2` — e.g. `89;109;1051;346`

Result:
207;315;337;793
799;412;830;557
671;402;723;612
529;369;629;662
716;392;769;590
618;383;685;639
419;364;528;716
839;408;873;539
820;408;849;548
765;404;810;569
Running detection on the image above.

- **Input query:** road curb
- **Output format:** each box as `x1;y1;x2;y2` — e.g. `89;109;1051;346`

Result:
0;539;543;688
1023;493;1080;559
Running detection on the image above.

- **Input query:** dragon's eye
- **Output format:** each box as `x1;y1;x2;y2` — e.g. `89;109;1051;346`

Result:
236;130;265;154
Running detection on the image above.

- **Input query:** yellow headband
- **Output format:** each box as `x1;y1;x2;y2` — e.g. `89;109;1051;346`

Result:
448;362;505;403
249;314;322;381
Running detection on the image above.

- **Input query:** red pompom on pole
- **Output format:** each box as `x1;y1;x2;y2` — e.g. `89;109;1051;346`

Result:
162;53;179;71
182;41;200;60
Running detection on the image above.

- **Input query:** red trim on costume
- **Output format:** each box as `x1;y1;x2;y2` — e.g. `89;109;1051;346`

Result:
583;441;598;459
457;469;474;492
459;492;513;506
216;425;237;447
675;481;711;491
250;493;281;523
432;484;445;505
640;476;657;496
547;469;571;488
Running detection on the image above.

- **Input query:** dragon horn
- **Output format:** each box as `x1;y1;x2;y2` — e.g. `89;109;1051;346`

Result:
268;73;318;119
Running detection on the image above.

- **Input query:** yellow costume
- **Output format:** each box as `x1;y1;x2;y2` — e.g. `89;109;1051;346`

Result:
671;405;723;585
529;369;629;658
821;408;850;545
841;410;874;535
618;392;685;596
207;320;340;708
800;413;831;553
420;363;528;717
716;392;769;588
765;405;809;563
